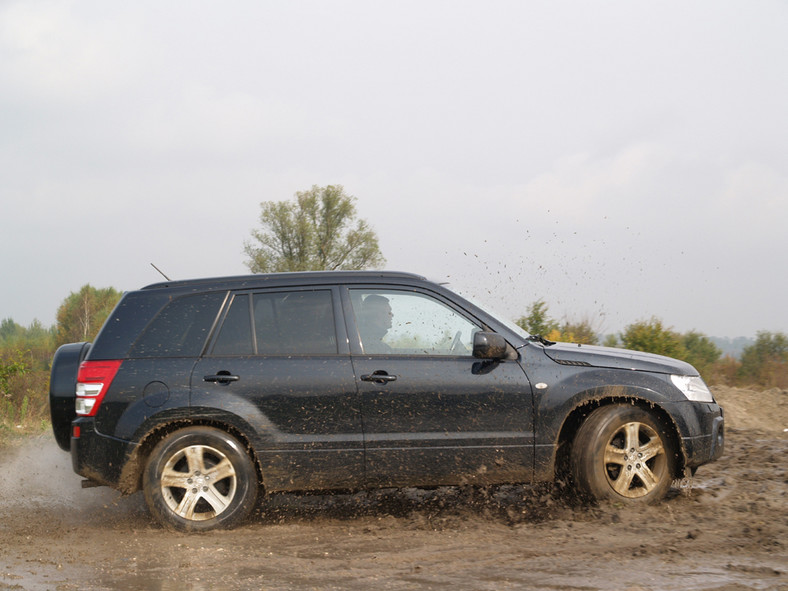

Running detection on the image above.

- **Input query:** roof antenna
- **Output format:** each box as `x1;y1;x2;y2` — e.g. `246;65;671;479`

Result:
150;263;171;281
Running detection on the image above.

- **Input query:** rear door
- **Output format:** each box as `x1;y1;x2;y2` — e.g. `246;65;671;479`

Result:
190;287;363;491
345;287;535;488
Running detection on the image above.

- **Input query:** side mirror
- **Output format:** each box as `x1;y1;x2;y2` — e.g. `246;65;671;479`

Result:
472;332;508;360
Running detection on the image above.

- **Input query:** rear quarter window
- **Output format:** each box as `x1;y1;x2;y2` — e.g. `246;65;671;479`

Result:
209;289;337;356
130;292;226;358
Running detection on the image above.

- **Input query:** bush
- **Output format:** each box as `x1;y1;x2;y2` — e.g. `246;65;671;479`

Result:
0;353;50;439
737;331;788;388
555;318;599;346
707;355;740;386
619;318;687;359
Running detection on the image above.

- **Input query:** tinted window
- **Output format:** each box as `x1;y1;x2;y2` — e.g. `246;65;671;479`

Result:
350;289;479;355
90;291;171;360
212;294;254;355
254;290;336;355
208;290;337;356
130;292;225;358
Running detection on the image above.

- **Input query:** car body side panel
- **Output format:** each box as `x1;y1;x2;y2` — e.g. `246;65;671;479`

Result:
190;356;364;491
518;345;724;480
352;356;535;487
94;358;196;440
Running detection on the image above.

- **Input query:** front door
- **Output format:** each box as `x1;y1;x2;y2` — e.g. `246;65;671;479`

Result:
346;287;534;488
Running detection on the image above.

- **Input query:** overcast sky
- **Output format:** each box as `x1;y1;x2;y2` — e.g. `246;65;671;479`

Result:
1;0;786;339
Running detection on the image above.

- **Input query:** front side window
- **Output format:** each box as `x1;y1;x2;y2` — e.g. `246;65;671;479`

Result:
350;289;480;355
211;290;337;356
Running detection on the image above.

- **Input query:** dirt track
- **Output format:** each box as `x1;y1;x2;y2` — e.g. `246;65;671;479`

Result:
1;387;786;591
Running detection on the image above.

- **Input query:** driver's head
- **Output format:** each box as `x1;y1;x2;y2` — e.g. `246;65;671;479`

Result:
361;295;392;336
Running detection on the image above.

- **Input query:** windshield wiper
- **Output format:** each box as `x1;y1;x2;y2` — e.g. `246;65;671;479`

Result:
528;334;556;346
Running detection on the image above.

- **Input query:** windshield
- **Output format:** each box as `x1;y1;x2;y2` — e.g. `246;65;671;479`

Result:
450;287;531;341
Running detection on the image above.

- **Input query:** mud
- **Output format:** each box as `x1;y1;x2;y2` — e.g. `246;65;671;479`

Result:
1;387;786;590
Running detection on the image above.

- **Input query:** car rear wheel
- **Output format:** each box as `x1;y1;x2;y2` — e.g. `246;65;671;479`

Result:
571;404;675;503
143;426;258;531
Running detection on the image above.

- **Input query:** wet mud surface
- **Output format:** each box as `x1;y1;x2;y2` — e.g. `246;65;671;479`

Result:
1;387;786;590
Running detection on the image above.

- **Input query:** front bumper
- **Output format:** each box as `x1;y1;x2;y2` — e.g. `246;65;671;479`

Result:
666;401;724;470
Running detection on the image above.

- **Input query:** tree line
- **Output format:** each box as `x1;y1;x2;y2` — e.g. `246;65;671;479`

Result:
515;299;788;388
2;184;786;438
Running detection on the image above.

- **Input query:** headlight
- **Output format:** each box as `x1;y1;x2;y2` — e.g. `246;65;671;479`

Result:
670;375;715;403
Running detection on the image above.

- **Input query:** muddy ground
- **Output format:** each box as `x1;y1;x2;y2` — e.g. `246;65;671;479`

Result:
1;386;786;591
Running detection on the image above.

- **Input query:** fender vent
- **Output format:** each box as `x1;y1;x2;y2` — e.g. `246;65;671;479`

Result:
554;359;592;367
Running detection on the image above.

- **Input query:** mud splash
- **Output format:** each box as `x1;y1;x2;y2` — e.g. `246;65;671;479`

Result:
0;388;786;590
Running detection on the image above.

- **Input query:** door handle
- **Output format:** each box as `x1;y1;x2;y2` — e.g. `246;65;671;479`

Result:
203;373;240;384
361;371;397;384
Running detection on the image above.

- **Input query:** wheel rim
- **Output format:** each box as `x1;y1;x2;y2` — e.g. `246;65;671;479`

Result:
159;444;238;521
602;421;667;498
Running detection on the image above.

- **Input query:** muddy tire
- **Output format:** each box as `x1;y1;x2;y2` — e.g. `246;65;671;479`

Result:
143;427;258;532
571;404;675;504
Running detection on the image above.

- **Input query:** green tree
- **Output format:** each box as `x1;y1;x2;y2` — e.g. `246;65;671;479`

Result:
1;319;55;371
619;317;686;359
738;331;788;387
244;185;385;273
55;285;121;346
516;301;598;344
0;318;21;342
516;300;559;336
681;331;722;378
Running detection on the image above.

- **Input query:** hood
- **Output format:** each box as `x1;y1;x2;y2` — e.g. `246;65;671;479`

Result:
541;342;698;376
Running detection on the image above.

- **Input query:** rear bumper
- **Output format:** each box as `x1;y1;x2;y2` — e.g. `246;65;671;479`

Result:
71;418;136;489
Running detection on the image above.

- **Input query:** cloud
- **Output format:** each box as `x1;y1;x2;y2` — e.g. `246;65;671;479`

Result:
722;162;788;217
0;0;138;102
520;145;665;215
125;85;326;157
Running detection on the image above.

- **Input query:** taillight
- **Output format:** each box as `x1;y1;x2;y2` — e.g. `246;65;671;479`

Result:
75;360;123;416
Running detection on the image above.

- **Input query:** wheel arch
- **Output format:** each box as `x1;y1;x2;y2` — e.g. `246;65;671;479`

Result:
552;393;685;485
118;415;266;495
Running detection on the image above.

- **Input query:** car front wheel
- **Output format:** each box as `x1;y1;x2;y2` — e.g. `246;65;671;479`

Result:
571;404;675;503
143;426;258;531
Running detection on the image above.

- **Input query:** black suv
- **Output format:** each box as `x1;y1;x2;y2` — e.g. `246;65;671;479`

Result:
50;271;724;531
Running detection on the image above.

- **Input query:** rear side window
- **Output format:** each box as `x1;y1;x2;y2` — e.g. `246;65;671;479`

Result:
130;292;226;358
212;294;253;355
210;290;337;356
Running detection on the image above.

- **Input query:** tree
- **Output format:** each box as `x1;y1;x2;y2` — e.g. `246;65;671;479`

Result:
244;185;385;273
55;285;122;346
516;301;598;344
619;317;686;359
516;300;559;336
681;331;721;378
0;318;22;343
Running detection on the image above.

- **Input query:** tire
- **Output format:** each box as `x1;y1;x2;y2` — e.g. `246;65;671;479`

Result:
143;426;259;531
49;342;92;451
571;404;675;504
